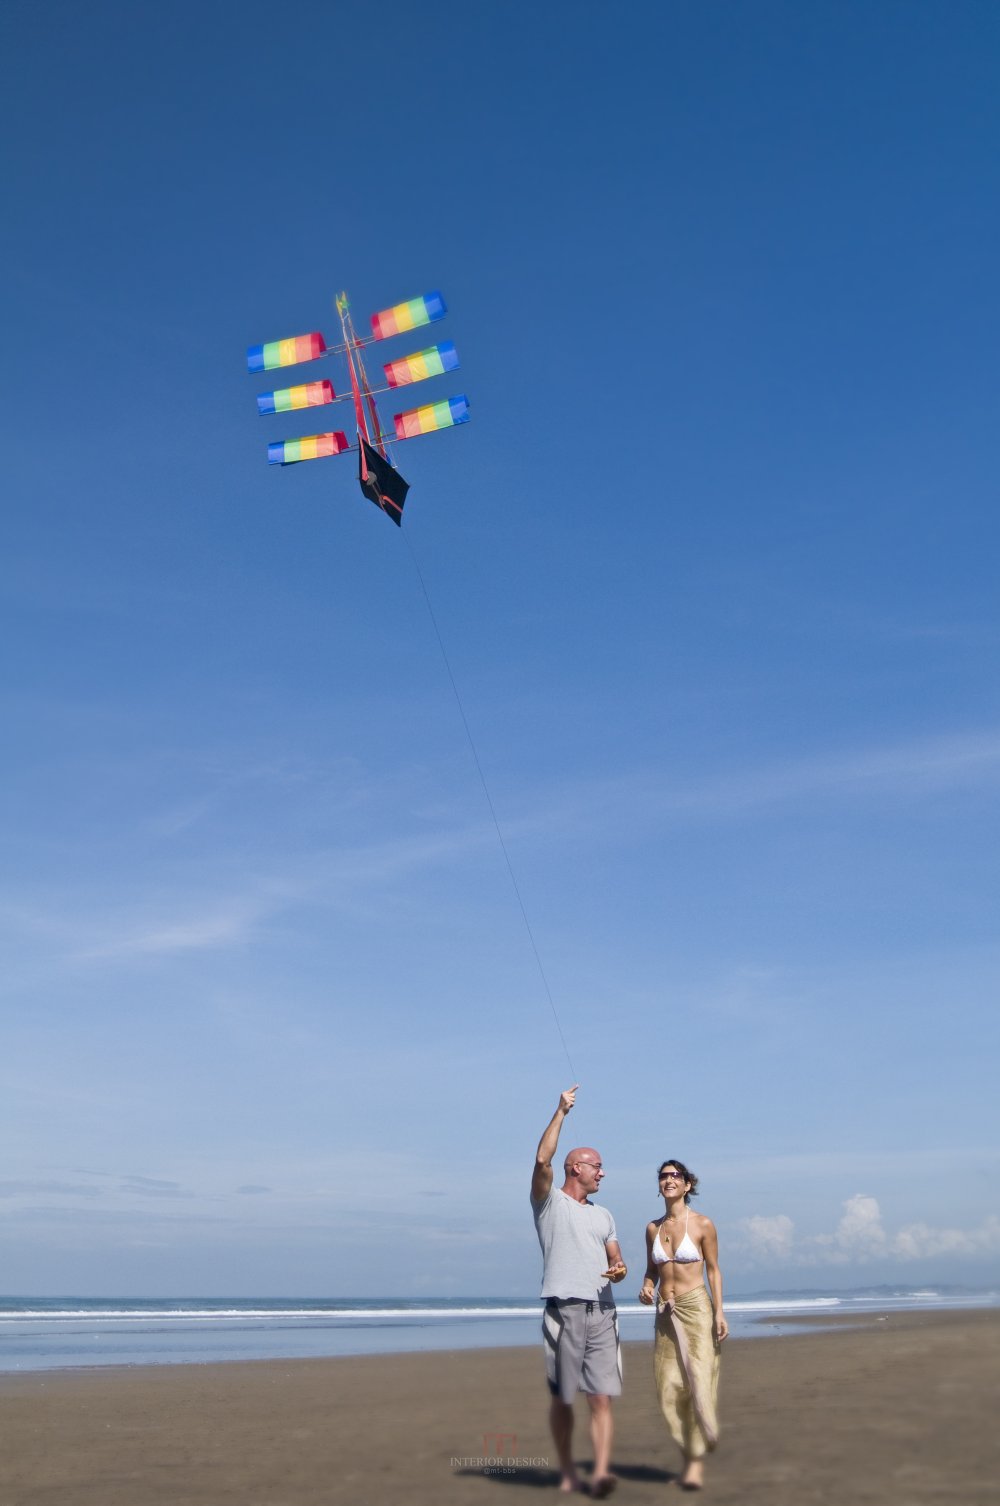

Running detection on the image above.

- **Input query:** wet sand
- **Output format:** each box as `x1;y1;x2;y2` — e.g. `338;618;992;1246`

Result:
1;1308;997;1504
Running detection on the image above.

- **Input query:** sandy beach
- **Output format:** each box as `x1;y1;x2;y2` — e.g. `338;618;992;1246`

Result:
1;1309;997;1505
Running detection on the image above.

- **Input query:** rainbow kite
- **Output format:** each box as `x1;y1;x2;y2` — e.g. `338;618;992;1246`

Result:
247;332;327;373
246;289;470;523
268;432;349;465
394;395;469;441
257;380;336;416
370;292;446;342
383;341;459;389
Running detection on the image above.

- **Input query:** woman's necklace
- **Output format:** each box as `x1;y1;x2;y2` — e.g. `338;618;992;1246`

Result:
661;1207;686;1250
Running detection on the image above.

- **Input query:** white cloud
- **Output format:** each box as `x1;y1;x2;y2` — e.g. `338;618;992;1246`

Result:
521;727;1000;845
891;1214;1000;1260
9;818;497;965
6;722;1000;974
0;1180;100;1200
737;1195;1000;1266
832;1193;888;1253
742;1213;795;1260
642;728;1000;817
80;906;261;959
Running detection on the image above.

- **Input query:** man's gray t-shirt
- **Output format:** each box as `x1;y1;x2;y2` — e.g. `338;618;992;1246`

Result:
532;1188;618;1304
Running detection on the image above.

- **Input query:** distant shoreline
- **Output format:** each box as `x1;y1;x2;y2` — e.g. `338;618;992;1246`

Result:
1;1289;996;1375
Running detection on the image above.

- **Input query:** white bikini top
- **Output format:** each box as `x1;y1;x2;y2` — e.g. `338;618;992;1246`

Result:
652;1211;700;1265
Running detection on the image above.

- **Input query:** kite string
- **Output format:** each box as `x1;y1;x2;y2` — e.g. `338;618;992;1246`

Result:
403;531;577;1081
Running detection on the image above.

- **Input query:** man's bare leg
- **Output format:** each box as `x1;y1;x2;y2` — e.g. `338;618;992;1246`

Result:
680;1455;704;1490
585;1393;617;1496
549;1397;580;1492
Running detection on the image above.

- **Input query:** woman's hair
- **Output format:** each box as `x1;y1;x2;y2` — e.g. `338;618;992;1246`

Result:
658;1158;699;1204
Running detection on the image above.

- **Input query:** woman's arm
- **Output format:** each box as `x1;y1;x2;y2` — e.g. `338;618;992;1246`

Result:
638;1222;658;1304
700;1217;728;1340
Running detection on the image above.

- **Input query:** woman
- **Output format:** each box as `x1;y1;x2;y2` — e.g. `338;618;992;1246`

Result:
638;1160;727;1492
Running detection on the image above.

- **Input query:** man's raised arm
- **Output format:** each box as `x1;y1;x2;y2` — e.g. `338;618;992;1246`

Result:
531;1085;578;1203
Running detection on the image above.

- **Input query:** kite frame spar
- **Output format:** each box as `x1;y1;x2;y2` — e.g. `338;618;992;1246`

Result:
246;288;470;525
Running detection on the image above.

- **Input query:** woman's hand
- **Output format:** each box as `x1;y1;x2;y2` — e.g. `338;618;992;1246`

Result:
714;1311;729;1342
638;1280;656;1306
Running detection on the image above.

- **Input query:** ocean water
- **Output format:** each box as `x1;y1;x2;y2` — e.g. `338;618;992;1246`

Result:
0;1287;995;1373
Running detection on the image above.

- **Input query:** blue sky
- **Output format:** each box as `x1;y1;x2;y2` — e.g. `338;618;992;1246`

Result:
1;0;998;1296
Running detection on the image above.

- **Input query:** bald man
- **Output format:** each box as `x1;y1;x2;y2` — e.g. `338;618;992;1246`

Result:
531;1086;627;1497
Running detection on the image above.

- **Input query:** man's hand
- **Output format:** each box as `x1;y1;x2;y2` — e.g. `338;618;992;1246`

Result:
602;1261;627;1283
532;1086;580;1203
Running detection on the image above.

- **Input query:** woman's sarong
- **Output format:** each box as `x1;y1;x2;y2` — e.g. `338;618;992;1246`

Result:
654;1285;720;1459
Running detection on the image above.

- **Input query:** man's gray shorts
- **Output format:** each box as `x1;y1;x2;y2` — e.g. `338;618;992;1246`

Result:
542;1299;623;1403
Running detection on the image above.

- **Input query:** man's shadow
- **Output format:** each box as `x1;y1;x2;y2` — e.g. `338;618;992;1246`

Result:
453;1461;677;1490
